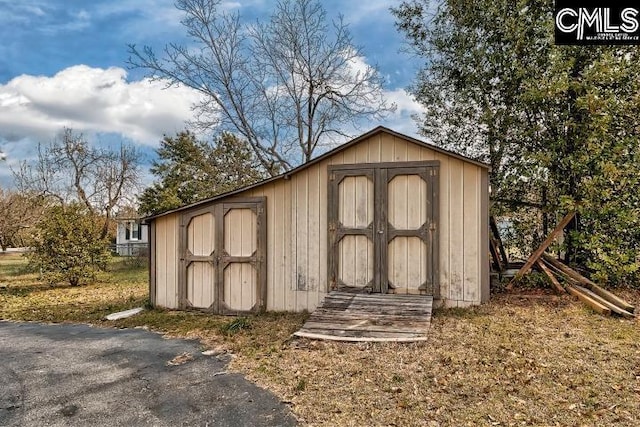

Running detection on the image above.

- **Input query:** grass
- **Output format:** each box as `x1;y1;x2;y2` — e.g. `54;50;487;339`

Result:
0;253;148;322
2;252;639;426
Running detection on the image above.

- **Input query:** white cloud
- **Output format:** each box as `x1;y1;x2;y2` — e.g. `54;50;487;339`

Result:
378;88;425;139
0;65;202;145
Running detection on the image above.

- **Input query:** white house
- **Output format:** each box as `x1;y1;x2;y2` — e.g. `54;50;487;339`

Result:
115;217;149;256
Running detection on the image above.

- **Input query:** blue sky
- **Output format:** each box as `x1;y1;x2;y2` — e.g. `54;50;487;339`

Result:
0;0;424;186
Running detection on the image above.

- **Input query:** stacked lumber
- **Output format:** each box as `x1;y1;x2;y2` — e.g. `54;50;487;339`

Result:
510;211;636;318
538;254;635;317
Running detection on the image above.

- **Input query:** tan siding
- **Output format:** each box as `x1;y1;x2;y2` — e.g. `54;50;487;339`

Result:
317;160;329;301
154;214;179;309
434;153;451;301
378;133;392;161
295;167;309;311
448;158;465;302
367;134;381;162
393;136;408;161
463;162;480;302
481;169;490;302
307;164;322;309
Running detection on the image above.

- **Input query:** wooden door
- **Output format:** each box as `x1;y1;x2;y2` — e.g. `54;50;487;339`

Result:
180;207;216;310
179;197;266;314
217;200;267;314
385;166;438;296
327;167;376;292
328;162;438;296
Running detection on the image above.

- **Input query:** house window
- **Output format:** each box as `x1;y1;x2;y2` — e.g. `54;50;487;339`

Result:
126;221;141;241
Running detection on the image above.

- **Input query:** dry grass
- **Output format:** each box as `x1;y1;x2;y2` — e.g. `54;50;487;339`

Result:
225;292;640;426
0;253;148;322
2;252;639;426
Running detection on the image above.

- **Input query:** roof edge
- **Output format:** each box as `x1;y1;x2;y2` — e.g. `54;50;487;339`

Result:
144;126;490;221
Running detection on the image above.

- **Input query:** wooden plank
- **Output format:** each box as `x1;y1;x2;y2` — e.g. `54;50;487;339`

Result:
355;137;369;163
490;215;509;267
288;174;299;300
301;322;430;334
215;203;225;313
463;163;479;302
572;284;635;318
295;328;427;339
318;162;329;299
378;168;389;293
512;211;576;281
323;297;433;306
241;263;256;311
283;178;296;311
296;168;309;311
310;311;431;320
149;221;156;307
260;184;276;310
293;331;429;343
308;312;432;322
296;327;429;338
490;239;503;272
542;253;635;312
380;132;395;162
393;136;408;162
295;290;433;342
326;291;433;301
327;170;339;291
322;297;433;306
566;285;611;315
447;159;464;302
166;214;179;309
536;260;566;294
329;160;442;171
367;133;381;163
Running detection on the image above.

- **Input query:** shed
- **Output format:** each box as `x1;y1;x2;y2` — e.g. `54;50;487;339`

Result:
146;126;489;314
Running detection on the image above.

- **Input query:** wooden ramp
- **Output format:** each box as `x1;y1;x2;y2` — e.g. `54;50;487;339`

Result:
294;291;433;342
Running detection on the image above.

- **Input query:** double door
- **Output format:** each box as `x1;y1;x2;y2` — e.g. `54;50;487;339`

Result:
328;162;439;295
178;197;266;314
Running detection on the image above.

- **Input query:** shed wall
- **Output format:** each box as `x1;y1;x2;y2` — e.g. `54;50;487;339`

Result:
154;214;179;309
151;132;488;311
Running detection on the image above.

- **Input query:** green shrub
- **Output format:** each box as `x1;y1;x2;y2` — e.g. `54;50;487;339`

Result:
28;203;109;286
219;316;252;335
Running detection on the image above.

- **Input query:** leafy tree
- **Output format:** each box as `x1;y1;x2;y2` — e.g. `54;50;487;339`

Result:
13;128;140;239
128;0;394;174
0;188;44;251
138;131;266;216
28;203;110;287
393;1;640;285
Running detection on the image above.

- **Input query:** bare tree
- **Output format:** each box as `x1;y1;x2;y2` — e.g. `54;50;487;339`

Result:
13;128;140;239
128;0;394;174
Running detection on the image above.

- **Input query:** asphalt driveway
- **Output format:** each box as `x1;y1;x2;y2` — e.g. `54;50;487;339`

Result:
0;321;295;426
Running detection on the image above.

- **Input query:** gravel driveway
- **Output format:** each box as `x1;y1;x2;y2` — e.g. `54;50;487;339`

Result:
0;321;295;426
